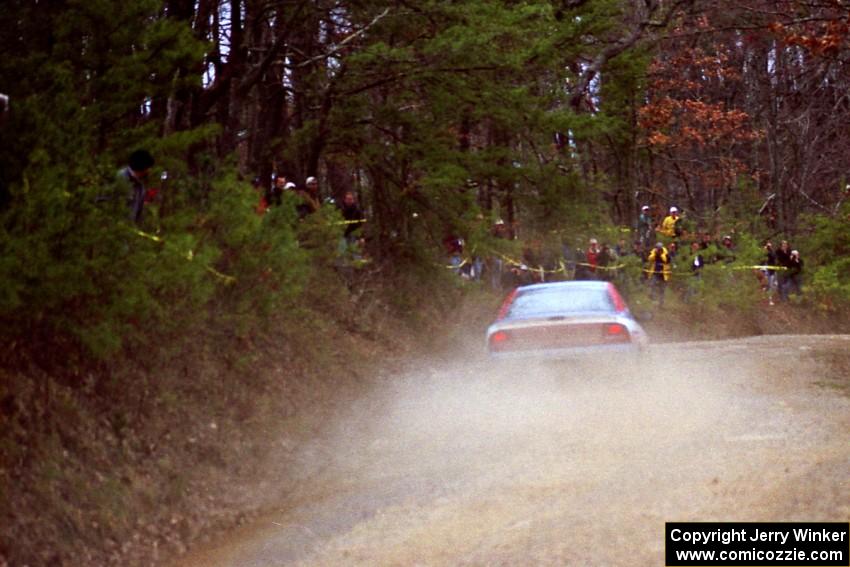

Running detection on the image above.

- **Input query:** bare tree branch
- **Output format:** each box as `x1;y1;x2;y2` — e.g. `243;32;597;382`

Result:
295;7;390;69
569;0;694;110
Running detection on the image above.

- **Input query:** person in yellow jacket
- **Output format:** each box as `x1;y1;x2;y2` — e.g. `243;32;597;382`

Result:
647;242;671;305
658;206;681;238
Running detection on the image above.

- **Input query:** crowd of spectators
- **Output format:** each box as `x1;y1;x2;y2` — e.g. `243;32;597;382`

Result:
253;172;365;223
106;153;370;269
253;173;329;220
254;172;369;265
105;152;804;304
465;204;805;308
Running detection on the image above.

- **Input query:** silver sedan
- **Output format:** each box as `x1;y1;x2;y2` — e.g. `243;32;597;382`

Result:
486;281;649;359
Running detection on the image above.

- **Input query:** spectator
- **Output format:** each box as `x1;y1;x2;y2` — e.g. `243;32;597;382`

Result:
684;241;704;302
561;239;575;276
252;176;269;215
646;242;671;306
489;219;510;290
668;241;679;262
506;263;534;287
631;240;647;286
717;234;736;264
522;242;545;283
585;238;600;277
335;191;367;270
574;248;592;280
0;94;8;210
636;205;654;246
763;241;778;305
658;206;680;239
492;218;510;239
146;171;166;203
597;243;614;281
338;190;365;241
116;149;155;224
689;241;704;277
553;131;567;152
785;249;804;298
306;176;320;195
775;240;791;264
444;234;464;275
267;174;286;207
0;93;8;128
615;238;629;258
296;176;321;218
776;240;792;301
666;241;679;283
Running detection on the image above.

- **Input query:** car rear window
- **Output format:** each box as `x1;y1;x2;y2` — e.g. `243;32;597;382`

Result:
506;286;614;318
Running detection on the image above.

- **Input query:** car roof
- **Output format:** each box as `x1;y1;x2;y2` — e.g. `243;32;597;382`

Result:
499;280;622;321
515;281;612;293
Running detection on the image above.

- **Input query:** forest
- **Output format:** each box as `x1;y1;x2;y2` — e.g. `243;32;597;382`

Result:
3;0;850;565
5;0;850;298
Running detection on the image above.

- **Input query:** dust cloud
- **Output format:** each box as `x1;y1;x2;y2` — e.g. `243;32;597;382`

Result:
175;335;850;566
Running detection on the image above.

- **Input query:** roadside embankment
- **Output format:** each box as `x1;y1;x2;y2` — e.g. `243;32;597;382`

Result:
0;267;497;567
1;274;843;567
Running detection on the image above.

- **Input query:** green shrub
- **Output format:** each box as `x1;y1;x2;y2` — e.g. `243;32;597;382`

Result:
799;204;850;311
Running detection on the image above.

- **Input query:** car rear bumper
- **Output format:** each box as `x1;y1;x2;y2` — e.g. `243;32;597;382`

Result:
487;342;643;361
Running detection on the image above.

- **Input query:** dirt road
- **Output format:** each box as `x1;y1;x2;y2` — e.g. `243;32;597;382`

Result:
173;335;850;566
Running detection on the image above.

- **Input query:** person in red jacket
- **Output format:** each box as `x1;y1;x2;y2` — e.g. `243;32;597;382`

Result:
586;238;600;276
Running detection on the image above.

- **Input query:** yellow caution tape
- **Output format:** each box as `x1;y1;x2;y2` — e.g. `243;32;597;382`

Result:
444;258;469;269
447;250;789;281
133;228;163;243
732;265;787;271
641;267;689;277
499;252;625;274
205;266;237;284
130;226;236;284
639;264;787;277
573;261;626;271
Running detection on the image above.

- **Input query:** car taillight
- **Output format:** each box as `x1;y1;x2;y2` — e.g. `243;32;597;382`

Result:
603;323;629;342
606;282;627;313
496;288;519;320
489;330;510;351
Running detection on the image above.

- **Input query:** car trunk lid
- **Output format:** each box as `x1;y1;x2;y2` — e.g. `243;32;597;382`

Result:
489;318;630;352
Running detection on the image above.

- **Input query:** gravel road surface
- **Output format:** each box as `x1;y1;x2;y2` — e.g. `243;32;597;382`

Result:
173;335;850;566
